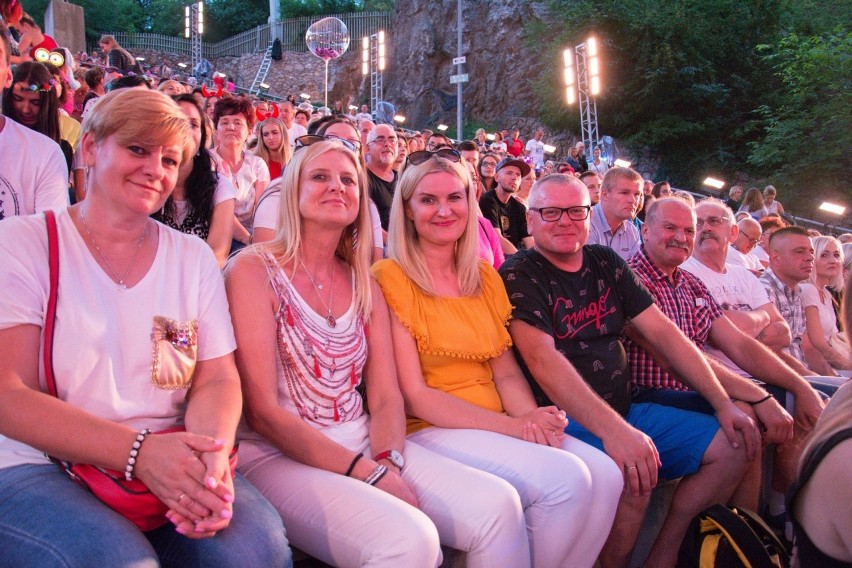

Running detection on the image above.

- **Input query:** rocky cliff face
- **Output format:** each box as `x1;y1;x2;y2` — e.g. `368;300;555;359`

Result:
380;0;556;130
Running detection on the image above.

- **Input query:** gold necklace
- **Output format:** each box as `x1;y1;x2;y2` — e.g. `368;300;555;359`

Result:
79;208;147;292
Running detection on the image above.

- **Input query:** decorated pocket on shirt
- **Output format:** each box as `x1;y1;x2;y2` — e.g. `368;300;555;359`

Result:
150;316;198;390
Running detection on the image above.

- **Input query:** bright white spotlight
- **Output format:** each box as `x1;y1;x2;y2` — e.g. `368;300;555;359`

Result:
702;177;725;190
543;144;556;154
393;115;406;123
437;124;448;131
587;37;597;57
300;93;311;100
819;202;846;216
591;76;601;96
614;159;632;168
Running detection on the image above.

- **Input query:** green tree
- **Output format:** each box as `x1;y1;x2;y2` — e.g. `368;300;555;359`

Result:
538;0;786;188
748;30;852;211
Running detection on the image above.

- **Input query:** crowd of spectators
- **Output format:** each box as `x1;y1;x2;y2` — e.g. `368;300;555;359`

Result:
1;9;851;568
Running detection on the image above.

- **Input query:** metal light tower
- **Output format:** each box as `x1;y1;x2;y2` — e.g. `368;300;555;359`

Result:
564;37;601;158
184;2;203;77
361;31;385;117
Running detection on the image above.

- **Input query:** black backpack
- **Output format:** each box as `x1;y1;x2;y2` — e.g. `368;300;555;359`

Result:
678;504;790;568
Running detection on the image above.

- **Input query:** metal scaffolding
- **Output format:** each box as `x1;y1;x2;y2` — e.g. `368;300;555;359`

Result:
368;32;384;116
575;41;599;157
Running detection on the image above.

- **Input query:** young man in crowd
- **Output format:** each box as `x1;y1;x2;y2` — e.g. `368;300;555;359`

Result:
587;167;642;259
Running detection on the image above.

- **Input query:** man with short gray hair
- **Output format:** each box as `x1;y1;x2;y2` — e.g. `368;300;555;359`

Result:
366;124;398;230
727;216;764;274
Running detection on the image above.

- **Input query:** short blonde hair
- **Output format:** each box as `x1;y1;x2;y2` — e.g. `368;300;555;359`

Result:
258;141;373;319
811;235;845;290
387;156;481;297
82;89;192;167
157;80;183;94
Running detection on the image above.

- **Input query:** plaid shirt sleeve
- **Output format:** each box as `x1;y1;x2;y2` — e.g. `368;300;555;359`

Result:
626;249;722;391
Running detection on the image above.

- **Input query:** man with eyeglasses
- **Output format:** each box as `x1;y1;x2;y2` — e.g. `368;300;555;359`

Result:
366;124;398;231
588;167;642;260
500;175;757;568
627;198;831;517
478;157;534;252
727;216;764;275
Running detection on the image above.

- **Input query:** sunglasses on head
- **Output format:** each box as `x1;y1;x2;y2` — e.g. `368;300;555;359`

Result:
294;135;360;153
406;149;461;166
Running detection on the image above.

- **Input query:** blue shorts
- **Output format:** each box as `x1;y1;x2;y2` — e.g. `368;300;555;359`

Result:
565;402;719;480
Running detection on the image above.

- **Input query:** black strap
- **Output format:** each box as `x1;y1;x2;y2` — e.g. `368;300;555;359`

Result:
789;427;852;510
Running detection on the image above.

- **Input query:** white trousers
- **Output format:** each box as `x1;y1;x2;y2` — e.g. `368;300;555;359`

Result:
408;427;623;568
239;439;530;568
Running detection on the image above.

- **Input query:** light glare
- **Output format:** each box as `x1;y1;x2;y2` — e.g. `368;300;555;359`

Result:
819;202;846;216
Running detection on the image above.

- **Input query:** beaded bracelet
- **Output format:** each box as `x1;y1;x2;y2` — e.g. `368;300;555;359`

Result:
345;452;364;477
364;464;387;486
125;428;152;481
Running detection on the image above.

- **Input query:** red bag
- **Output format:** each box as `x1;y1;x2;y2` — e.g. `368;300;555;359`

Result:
42;211;237;531
58;430;238;531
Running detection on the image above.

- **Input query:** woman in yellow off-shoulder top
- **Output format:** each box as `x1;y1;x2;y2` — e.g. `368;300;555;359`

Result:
373;149;623;568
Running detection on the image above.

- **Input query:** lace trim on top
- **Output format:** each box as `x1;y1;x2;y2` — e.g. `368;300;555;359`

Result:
376;260;513;361
260;252;366;427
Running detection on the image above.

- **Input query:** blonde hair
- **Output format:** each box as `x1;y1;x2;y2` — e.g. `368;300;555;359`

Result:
387;156;481;297
81;89;192;167
811;235;845;290
157;80;183;94
253;117;291;168
257;141;373;319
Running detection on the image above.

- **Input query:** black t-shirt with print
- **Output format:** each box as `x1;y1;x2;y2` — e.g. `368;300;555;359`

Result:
479;189;529;249
500;245;654;416
368;169;397;231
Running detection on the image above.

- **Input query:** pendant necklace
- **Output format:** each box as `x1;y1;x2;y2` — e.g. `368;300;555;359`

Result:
298;257;337;327
80;208;147;292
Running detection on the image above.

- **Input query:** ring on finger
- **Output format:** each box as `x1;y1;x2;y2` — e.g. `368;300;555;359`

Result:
177;492;187;502
626;465;638;470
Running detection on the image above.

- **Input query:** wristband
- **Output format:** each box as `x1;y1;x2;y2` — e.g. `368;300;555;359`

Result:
364;464;387;486
748;393;773;406
124;428;152;481
345;452;363;477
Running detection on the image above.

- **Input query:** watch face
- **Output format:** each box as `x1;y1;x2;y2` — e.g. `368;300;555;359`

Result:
388;450;404;468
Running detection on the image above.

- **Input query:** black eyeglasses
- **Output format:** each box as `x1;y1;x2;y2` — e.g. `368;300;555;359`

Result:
529;206;591;222
407;149;461;166
295;135;360;153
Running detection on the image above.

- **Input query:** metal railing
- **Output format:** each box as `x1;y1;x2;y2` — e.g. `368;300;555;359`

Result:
98;11;391;59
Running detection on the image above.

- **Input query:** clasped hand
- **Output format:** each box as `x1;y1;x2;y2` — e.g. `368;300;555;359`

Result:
518;406;568;447
134;432;235;538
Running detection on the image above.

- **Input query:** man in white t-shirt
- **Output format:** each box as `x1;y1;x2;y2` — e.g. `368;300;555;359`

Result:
279;100;307;150
682;199;794;372
355;104;371;125
0;30;69;220
726;216;764;275
524;128;546;170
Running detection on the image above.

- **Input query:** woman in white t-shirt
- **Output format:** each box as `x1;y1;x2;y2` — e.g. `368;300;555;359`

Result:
210;97;270;250
153;95;235;267
801;236;850;371
0;89;291;566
